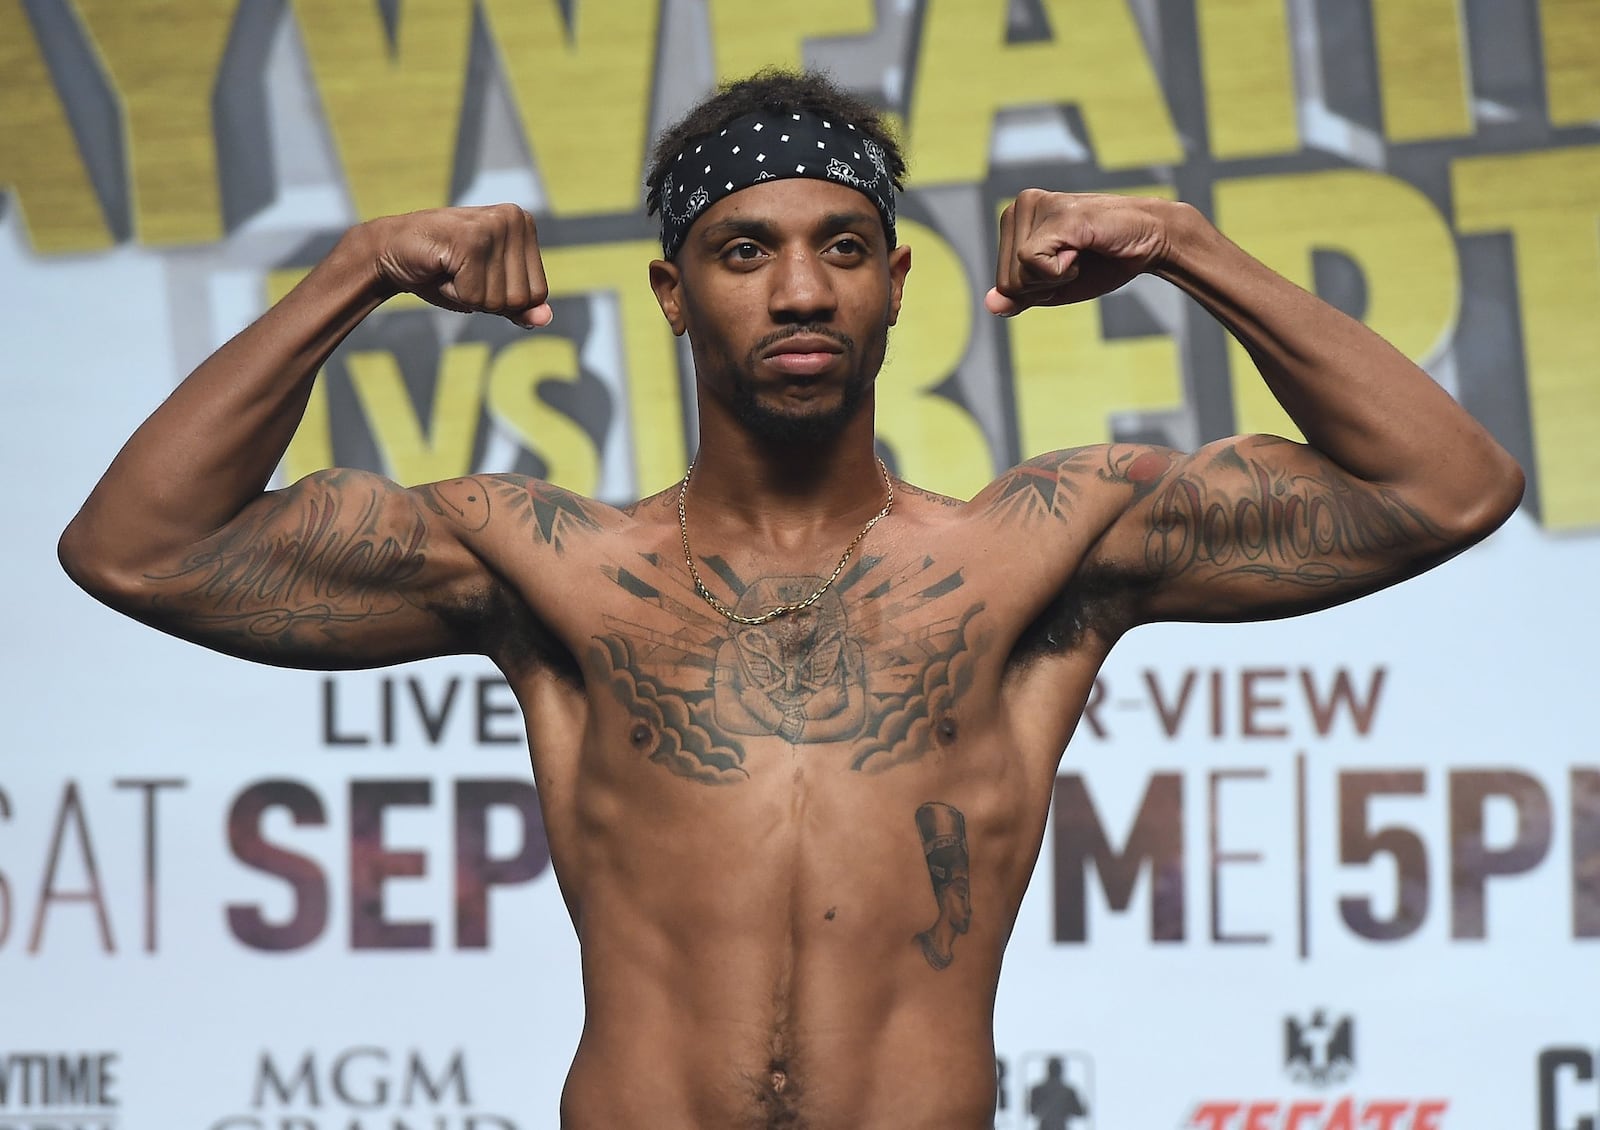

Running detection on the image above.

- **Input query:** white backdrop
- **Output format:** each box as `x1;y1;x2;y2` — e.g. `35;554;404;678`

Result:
4;1;1599;1127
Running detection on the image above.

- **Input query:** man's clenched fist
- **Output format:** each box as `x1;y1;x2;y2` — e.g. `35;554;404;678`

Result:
362;203;552;329
985;190;1185;317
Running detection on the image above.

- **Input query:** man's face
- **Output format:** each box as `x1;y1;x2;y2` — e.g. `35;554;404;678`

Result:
942;872;972;934
650;178;911;444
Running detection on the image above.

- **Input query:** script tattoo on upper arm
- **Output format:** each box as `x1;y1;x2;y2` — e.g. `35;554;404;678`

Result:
1143;444;1446;589
590;552;983;784
146;470;428;649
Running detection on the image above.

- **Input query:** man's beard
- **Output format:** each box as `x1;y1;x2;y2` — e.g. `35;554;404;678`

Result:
724;324;883;445
729;368;870;444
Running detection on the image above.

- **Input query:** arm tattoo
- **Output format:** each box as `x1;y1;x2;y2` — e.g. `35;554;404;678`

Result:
983;446;1177;526
1144;450;1446;588
913;801;971;970
467;475;604;553
146;473;428;648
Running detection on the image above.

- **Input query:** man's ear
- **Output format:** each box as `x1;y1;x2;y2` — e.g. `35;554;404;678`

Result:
886;244;912;327
649;259;686;336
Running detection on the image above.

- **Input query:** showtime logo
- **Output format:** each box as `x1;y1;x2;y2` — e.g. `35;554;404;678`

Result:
1184;1013;1448;1130
0;1052;119;1130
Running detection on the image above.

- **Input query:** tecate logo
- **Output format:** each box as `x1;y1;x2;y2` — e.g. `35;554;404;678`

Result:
1183;1014;1448;1130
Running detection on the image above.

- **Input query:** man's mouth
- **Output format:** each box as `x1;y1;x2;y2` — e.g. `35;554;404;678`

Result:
760;333;846;376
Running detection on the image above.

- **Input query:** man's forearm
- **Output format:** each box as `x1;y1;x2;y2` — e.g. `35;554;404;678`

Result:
1151;201;1524;532
61;227;388;580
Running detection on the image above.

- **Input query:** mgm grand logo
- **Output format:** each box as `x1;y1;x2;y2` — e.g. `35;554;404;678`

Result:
207;1048;517;1129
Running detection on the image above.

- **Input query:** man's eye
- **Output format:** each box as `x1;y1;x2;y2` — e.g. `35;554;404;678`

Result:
728;242;762;261
832;237;863;255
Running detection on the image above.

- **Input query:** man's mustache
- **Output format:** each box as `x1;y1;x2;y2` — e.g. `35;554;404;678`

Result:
749;325;855;357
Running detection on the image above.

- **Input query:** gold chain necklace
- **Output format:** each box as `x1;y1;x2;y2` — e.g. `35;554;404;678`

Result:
677;458;894;626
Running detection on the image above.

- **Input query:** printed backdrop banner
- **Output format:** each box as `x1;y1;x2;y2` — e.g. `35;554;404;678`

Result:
4;1;1598;1127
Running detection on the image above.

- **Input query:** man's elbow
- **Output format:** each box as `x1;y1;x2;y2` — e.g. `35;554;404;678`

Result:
57;515;153;611
1439;456;1526;547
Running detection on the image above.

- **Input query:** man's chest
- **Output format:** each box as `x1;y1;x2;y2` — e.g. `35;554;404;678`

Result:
563;544;994;783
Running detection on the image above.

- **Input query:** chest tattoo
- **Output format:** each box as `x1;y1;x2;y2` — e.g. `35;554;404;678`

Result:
589;552;982;784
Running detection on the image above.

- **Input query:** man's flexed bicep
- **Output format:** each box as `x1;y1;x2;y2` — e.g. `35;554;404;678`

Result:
59;203;553;668
988;189;1524;626
1090;435;1462;625
68;467;495;669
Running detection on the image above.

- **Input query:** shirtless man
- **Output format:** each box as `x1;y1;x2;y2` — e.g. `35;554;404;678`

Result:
58;70;1523;1128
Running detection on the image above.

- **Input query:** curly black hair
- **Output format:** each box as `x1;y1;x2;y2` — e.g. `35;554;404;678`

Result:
644;68;906;227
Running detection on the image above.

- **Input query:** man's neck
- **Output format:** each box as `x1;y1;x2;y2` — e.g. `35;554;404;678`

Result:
683;406;888;544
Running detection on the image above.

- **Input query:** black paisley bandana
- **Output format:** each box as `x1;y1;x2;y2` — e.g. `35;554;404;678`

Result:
656;108;897;259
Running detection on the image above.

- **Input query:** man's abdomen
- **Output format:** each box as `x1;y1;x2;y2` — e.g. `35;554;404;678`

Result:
560;934;1003;1129
549;734;1045;1129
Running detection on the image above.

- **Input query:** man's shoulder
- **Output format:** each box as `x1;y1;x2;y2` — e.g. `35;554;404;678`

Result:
415;473;677;544
428;477;681;657
882;446;1186;647
903;443;1180;536
405;476;685;624
892;478;966;511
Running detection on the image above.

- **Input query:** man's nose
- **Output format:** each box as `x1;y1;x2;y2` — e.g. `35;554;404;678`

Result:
768;249;837;321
